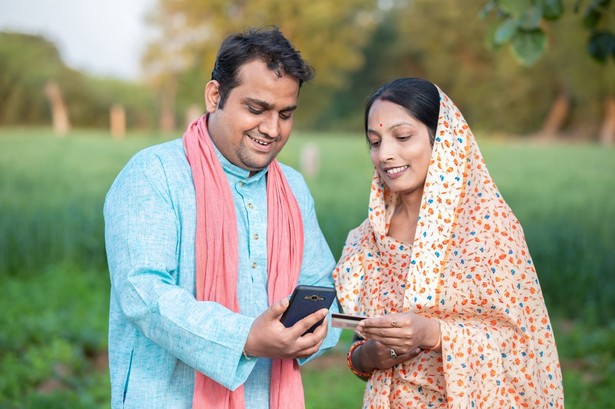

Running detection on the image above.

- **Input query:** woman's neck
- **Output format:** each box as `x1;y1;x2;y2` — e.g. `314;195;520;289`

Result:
387;191;422;245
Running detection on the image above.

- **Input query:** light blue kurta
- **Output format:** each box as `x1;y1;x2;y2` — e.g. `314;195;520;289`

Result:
104;137;340;409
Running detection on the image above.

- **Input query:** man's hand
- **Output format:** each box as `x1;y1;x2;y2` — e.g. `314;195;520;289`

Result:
244;298;329;359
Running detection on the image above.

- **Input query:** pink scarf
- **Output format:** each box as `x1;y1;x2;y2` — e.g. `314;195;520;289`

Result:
183;115;305;409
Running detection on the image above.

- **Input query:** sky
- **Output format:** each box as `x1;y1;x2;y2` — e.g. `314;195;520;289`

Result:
0;0;155;80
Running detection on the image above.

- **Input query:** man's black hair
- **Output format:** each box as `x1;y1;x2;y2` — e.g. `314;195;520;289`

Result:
211;26;315;108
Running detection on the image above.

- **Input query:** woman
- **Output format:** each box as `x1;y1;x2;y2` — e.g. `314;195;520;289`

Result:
334;78;564;408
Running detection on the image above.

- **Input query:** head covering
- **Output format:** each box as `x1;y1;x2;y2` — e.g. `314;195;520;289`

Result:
334;86;564;408
184;115;305;409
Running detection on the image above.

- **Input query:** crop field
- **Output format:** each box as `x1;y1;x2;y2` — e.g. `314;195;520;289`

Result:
0;128;614;408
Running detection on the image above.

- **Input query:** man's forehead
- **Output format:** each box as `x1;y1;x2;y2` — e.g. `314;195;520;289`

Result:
230;62;299;109
236;59;298;85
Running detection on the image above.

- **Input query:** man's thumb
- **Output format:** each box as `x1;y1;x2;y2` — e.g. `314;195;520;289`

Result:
270;297;290;320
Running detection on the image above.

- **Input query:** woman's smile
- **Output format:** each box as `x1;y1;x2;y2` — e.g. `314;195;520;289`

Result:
383;165;409;178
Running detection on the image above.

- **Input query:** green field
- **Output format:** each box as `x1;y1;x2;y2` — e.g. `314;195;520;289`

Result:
1;128;614;408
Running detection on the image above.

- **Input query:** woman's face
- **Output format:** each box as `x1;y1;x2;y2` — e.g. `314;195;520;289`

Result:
367;99;433;197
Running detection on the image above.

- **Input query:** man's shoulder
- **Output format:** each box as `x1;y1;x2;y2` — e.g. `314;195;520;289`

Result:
132;138;185;163
109;138;188;191
276;161;304;183
123;138;187;174
272;162;315;209
276;162;310;194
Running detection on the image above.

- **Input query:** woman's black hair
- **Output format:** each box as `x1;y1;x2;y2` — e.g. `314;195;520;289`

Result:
211;26;315;108
364;78;440;145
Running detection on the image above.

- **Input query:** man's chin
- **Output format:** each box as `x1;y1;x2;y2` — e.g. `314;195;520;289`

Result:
244;154;276;172
244;161;271;175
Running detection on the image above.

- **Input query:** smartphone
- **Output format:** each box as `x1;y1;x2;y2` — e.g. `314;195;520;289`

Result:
280;285;337;334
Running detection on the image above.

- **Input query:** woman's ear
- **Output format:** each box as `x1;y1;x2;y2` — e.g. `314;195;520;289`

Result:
204;80;221;113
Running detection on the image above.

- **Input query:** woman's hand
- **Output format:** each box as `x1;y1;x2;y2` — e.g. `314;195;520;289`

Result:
355;312;440;357
357;339;422;371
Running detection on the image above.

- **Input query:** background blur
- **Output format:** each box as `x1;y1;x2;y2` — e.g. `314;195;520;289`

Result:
1;0;614;408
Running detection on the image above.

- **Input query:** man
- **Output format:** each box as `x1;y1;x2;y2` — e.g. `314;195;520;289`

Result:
104;26;341;409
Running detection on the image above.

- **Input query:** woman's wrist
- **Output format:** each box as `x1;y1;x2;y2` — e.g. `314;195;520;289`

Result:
347;340;373;379
422;318;442;351
356;340;377;372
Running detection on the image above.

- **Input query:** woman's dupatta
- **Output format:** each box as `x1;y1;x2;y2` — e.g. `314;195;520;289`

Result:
184;115;305;409
334;89;564;408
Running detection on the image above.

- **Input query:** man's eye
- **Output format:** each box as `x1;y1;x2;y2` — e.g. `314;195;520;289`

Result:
248;106;263;115
280;112;293;120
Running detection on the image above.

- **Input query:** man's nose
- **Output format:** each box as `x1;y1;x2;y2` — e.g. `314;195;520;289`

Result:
259;112;279;138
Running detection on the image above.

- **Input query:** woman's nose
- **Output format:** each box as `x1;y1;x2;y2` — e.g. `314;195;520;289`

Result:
378;139;395;162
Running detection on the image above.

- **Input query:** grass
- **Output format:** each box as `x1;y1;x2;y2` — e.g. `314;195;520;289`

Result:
302;333;366;408
0;128;614;408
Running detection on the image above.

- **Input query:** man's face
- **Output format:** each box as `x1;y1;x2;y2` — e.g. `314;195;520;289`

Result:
205;59;300;174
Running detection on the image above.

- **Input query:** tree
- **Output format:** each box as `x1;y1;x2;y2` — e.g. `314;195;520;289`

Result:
142;0;380;130
0;32;66;126
321;0;611;138
0;32;157;130
482;0;614;143
333;0;564;134
44;80;71;136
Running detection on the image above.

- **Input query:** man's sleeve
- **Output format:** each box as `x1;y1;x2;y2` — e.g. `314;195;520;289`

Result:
104;151;256;390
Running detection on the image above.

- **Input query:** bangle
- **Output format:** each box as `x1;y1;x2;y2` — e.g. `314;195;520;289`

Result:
346;340;373;378
426;332;442;351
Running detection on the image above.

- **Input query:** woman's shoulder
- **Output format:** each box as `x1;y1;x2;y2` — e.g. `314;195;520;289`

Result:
344;219;371;249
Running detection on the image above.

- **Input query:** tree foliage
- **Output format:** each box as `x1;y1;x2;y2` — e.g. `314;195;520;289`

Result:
0;32;65;125
480;0;614;143
482;0;614;65
0;32;157;129
322;0;557;133
141;0;610;136
142;0;380;128
320;0;609;138
145;0;379;85
1;1;612;138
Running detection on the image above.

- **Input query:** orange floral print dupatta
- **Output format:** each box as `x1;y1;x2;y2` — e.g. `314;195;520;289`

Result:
334;88;564;408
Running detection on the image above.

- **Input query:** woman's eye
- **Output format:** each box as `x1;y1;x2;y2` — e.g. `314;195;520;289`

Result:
396;135;411;141
369;140;380;148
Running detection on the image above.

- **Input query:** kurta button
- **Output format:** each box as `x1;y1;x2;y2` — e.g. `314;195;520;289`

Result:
252;262;257;269
253;233;259;240
248;203;253;209
239;181;244;187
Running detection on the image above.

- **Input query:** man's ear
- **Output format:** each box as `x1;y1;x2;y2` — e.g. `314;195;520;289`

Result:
204;80;221;113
